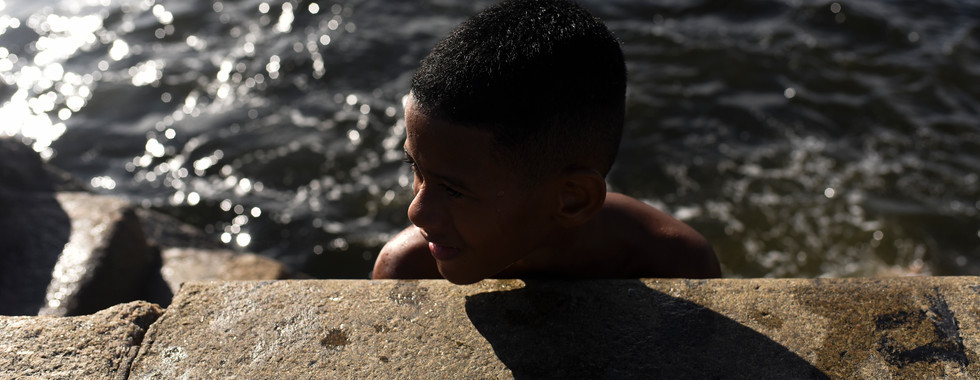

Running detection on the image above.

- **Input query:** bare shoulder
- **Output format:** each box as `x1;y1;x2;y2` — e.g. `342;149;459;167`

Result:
601;192;721;278
372;226;442;279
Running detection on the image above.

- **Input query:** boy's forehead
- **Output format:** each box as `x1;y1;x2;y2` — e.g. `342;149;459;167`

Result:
404;117;495;156
404;104;490;146
402;109;527;184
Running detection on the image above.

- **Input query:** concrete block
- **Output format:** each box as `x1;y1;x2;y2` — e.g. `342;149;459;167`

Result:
129;277;980;378
0;301;162;379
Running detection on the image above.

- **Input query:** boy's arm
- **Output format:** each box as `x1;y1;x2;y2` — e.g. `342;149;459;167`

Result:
372;226;442;279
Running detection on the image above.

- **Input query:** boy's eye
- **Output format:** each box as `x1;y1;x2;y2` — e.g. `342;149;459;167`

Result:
402;157;419;173
402;152;460;199
442;184;463;199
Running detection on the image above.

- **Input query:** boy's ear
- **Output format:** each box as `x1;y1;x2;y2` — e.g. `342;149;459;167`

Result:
553;168;607;228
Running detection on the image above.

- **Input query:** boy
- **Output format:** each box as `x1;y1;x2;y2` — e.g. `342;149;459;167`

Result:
373;0;721;284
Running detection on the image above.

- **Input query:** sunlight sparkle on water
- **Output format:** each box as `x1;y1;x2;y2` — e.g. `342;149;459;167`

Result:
109;40;129;60
145;138;165;157
236;233;251;247
185;35;207;50
32;15;101;66
0;9;108;153
276;3;295;33
130;60;162;86
152;4;173;25
90;176;116;190
266;55;280;79
187;192;200;206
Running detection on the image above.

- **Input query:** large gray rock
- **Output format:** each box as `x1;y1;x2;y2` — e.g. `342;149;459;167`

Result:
0;137;85;194
129;277;980;378
0;192;70;315
38;192;155;316
1;138;74;315
0;300;163;379
1;138;294;315
2;138;151;316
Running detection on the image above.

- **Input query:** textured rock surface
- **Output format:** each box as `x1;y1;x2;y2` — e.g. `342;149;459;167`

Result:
130;277;980;379
0;301;163;379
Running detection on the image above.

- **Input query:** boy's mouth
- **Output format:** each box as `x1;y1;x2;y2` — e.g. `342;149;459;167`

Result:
428;242;462;261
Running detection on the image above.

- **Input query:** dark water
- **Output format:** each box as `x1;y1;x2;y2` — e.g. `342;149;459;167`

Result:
1;0;978;278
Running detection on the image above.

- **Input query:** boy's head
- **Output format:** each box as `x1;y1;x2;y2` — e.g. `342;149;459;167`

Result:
401;0;626;284
410;0;626;181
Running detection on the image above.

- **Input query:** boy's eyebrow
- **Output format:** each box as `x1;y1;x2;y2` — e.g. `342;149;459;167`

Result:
403;148;475;194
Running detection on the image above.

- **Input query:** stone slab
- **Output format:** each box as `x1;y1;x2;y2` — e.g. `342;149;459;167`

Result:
129;277;980;378
0;301;162;379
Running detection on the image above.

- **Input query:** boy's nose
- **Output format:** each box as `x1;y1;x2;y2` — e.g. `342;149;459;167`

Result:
407;184;448;233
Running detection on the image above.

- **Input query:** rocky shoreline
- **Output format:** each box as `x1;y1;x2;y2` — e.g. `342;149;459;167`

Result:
0;137;292;316
4;278;980;378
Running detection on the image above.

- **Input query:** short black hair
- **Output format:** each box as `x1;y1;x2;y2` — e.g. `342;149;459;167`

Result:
411;0;626;179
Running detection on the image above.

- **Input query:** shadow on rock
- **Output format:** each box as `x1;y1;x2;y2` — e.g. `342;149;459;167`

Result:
0;192;69;315
138;247;174;308
465;280;828;379
0;139;71;315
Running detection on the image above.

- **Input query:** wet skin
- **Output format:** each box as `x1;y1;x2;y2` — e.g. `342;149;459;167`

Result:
373;98;721;284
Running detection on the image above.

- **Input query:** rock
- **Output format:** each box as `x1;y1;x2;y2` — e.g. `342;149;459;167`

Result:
130;280;508;379
129;277;980;378
2;138;147;316
0;301;163;379
0;192;71;315
0;137;85;194
159;248;290;294
0;137;294;315
0;138;74;315
0;137;57;194
39;192;155;316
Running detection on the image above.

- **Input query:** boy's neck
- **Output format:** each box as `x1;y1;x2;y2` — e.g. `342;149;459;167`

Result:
497;220;619;279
